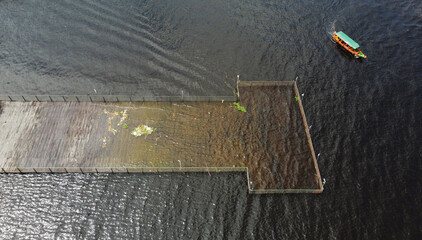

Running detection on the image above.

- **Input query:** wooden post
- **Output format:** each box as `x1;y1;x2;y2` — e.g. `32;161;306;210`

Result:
236;75;240;99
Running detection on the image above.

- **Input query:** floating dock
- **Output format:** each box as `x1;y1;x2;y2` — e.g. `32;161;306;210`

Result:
0;81;322;193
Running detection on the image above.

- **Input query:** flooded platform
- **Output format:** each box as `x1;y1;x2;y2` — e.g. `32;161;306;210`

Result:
0;81;322;193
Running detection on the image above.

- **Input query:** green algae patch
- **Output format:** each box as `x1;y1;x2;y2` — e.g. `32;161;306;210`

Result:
131;125;155;137
233;102;246;112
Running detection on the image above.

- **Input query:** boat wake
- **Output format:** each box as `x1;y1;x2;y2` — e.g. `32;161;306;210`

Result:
327;20;337;36
327;20;338;44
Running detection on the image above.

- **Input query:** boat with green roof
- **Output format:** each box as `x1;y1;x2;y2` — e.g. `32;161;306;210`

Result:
333;31;367;58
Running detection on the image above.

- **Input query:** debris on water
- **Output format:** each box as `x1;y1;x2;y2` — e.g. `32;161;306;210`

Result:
104;108;129;134
102;136;109;148
104;109;119;135
295;96;299;102
131;125;155;137
118;109;128;126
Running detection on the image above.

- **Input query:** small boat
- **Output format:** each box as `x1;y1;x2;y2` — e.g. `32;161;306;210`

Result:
333;31;367;58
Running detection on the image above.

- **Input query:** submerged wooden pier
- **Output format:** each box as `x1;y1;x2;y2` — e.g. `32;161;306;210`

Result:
0;81;322;193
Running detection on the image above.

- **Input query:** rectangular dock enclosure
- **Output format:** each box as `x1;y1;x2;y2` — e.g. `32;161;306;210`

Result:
0;81;322;193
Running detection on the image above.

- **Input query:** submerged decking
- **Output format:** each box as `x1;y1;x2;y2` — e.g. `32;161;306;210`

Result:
0;81;322;193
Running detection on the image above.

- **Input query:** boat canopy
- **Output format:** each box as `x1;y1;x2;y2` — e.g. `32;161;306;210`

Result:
336;31;360;49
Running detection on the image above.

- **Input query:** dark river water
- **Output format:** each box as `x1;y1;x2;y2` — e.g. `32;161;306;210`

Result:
0;0;421;239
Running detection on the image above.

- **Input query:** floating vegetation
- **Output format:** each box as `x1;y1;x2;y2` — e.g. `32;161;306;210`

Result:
123;124;128;129
233;102;246;112
131;125;155;137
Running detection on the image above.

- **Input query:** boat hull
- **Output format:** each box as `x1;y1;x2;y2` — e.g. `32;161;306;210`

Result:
333;32;366;58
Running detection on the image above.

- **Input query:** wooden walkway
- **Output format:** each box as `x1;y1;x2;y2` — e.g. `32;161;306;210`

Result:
0;81;322;193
